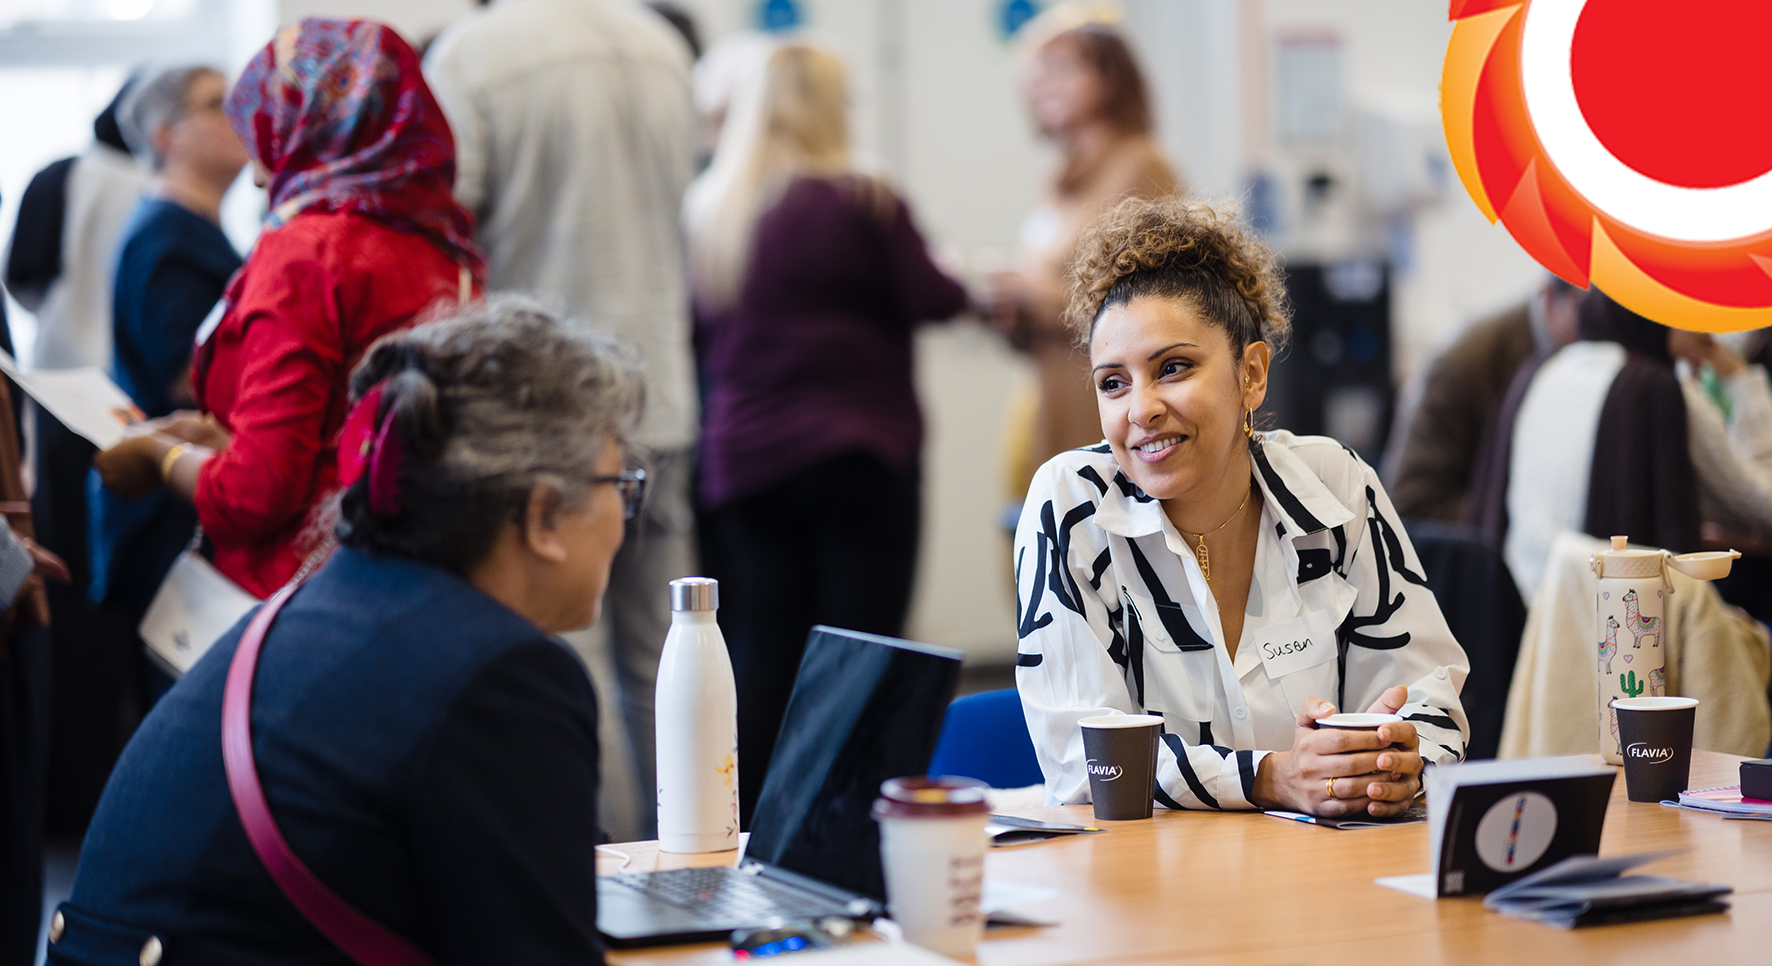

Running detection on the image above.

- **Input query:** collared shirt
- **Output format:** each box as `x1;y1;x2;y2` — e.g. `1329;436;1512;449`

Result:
424;0;698;450
1014;431;1470;810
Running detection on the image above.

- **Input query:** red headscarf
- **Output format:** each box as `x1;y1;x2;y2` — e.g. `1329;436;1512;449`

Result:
226;18;484;275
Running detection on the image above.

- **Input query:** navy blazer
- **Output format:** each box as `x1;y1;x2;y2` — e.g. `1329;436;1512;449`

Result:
50;547;604;964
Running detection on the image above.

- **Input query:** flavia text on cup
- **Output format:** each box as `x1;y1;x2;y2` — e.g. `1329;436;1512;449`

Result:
1086;759;1124;781
1626;743;1675;764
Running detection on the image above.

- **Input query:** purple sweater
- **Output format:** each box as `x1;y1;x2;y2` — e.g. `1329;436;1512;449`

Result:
696;177;968;507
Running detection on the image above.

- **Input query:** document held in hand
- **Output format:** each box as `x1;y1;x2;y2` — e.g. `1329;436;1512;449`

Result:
0;348;137;450
1376;755;1616;899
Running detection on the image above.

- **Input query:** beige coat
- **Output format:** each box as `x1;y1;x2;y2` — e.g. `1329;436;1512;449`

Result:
1011;135;1179;494
1500;530;1770;759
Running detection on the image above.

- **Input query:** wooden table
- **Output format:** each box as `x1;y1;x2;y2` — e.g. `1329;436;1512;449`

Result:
601;751;1768;965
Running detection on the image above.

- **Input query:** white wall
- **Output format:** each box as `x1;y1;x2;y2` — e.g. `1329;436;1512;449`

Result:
890;0;1038;661
276;0;473;44
1124;0;1243;199
1261;0;1546;381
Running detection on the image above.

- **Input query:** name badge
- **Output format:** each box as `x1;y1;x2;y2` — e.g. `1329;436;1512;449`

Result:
1254;612;1335;678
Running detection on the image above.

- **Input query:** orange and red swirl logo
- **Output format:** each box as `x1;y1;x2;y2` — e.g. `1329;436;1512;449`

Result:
1443;0;1772;331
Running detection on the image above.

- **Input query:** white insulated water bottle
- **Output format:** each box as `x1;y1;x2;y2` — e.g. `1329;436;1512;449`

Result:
655;577;739;853
1589;537;1739;764
1591;537;1669;765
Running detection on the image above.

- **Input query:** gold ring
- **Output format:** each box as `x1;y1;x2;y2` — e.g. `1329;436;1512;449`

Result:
1325;777;1337;800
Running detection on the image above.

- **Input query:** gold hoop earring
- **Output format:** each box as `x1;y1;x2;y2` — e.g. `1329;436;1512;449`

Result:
1243;409;1256;438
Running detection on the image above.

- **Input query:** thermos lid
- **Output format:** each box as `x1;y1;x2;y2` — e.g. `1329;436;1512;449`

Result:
1591;535;1667;579
1591;536;1741;581
670;577;718;612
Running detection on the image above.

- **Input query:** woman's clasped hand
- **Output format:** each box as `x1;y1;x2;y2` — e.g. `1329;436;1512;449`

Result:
1253;686;1425;818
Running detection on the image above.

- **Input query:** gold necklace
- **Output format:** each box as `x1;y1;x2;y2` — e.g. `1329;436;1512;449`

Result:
1175;484;1251;581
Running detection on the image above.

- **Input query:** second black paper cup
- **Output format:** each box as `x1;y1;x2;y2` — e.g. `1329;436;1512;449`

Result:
1614;696;1699;803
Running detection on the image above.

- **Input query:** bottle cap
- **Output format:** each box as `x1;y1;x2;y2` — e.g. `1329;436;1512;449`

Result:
670;577;718;612
1590;536;1666;579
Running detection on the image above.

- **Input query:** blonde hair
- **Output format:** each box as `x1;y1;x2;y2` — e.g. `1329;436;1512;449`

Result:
685;43;852;310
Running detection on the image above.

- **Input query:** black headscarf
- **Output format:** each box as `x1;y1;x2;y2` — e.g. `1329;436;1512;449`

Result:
92;79;133;154
1579;290;1700;553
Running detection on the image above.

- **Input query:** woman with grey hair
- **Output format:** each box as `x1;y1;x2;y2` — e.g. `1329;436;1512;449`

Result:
92;62;245;706
50;300;639;964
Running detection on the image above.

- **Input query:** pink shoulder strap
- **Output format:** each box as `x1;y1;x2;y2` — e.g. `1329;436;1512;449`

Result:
222;581;438;966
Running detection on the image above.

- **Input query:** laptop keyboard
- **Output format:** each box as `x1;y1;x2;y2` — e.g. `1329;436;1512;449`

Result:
608;867;853;921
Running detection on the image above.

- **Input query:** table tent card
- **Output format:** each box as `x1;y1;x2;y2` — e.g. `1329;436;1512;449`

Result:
1377;755;1615;898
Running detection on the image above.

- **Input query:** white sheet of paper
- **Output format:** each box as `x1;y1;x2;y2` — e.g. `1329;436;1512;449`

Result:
1375;873;1438;899
0;349;137;449
23;367;138;449
980;879;1058;914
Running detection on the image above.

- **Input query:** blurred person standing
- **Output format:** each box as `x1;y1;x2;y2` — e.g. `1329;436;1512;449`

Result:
425;0;699;838
4;76;145;371
990;14;1180;498
93;20;482;601
90;65;246;701
686;44;967;823
0;269;72;966
1389;276;1582;523
2;78;148;834
1475;291;1772;598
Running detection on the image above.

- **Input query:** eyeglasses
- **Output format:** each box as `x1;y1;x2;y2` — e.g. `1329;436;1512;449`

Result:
591;468;648;521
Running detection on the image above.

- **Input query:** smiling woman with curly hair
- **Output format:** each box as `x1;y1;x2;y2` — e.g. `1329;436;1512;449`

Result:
1012;196;1471;819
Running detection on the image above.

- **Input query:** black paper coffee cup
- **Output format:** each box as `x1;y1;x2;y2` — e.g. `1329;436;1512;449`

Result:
1079;714;1162;821
1613;697;1699;803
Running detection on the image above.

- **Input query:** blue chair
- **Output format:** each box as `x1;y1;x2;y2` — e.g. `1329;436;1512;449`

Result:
927;688;1044;788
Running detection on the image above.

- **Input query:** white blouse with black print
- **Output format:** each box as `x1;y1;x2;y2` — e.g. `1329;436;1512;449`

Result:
1013;430;1471;810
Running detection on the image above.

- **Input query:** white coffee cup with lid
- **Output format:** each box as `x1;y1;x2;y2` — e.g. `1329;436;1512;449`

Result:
872;776;991;958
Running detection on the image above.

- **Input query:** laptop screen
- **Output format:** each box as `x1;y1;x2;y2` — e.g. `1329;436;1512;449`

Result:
745;625;963;900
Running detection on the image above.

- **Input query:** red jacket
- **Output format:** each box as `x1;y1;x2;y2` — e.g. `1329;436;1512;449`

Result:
193;211;472;598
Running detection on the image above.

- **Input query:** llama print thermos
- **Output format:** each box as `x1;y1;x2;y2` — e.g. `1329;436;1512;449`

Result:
655;577;740;853
1589;537;1738;765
